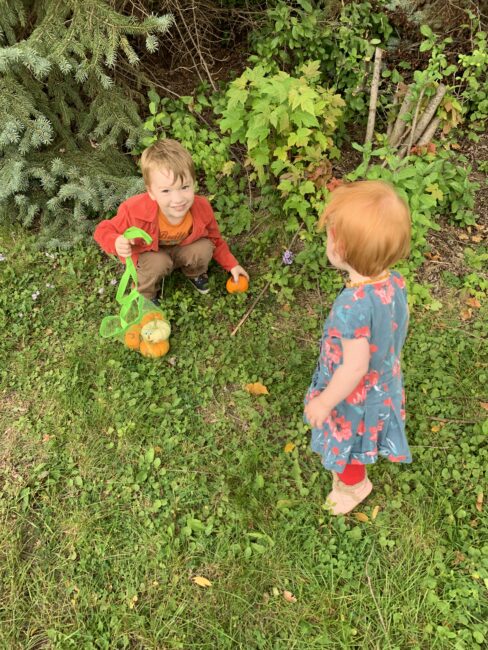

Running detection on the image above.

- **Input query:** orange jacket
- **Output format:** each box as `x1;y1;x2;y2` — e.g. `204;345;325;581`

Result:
94;193;238;271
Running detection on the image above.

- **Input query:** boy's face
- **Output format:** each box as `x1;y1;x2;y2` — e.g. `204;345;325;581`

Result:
146;166;195;224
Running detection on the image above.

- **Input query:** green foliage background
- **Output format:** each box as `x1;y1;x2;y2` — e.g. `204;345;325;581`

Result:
0;0;173;246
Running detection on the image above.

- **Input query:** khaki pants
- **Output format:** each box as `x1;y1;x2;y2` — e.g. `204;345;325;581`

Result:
136;238;214;298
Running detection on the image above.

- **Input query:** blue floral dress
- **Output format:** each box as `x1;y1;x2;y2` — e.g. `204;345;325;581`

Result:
304;271;412;472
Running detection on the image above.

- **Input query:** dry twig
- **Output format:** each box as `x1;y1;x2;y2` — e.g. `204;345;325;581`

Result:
417;116;441;146
389;85;415;147
231;227;303;336
399;85;426;159
365;48;383;145
410;83;447;143
365;545;389;639
386;84;400;139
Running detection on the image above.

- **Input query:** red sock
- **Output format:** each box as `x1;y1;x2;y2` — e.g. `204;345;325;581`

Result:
337;463;365;486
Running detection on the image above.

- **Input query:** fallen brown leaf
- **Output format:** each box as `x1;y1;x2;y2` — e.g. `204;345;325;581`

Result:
193;576;212;588
480;402;488;411
460;308;472;321
476;492;483;513
245;382;269;396
355;512;369;522
371;505;380;521
284;442;296;453
283;590;297;603
466;297;481;309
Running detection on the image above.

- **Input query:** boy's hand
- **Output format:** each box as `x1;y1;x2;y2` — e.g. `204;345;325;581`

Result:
230;265;249;283
115;235;135;258
304;395;332;429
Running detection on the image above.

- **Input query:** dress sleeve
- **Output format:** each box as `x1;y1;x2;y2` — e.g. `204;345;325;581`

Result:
329;292;372;342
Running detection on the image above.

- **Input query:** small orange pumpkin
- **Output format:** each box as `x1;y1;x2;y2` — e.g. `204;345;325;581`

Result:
124;324;141;350
140;311;164;327
140;339;170;358
226;275;249;294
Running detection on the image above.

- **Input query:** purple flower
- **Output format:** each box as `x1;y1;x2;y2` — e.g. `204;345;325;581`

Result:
32;290;40;300
282;250;294;265
98;287;105;295
110;278;118;285
0;253;5;262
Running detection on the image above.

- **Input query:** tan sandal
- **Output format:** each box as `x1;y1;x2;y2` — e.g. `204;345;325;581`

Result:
326;470;373;515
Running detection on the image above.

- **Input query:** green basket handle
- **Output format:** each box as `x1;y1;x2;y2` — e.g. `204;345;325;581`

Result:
99;227;153;337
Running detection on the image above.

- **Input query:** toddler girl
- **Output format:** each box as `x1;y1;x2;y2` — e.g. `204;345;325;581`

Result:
304;180;412;515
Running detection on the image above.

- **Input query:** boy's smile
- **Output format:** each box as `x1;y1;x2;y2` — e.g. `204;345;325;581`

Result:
146;167;195;224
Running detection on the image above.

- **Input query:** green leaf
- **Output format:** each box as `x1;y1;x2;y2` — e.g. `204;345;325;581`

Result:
420;24;433;37
425;183;444;202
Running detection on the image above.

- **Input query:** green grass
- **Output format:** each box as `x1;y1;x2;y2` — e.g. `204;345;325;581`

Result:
0;228;487;649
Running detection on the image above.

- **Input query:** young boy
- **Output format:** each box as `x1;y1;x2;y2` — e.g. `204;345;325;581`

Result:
94;139;249;300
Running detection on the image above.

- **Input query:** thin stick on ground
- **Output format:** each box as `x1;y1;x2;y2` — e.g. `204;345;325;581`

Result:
231;227;303;336
365;544;389;638
231;280;271;337
426;416;480;424
365;48;383;145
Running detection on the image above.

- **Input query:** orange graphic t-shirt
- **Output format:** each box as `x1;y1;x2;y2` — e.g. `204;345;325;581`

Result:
158;209;193;245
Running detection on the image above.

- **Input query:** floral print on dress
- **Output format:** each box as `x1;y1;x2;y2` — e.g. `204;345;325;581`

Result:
304;271;412;472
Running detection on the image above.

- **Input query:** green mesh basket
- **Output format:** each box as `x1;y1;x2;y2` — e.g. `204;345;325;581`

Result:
99;227;171;356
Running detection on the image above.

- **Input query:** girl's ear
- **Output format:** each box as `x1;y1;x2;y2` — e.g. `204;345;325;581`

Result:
333;237;346;261
335;238;345;255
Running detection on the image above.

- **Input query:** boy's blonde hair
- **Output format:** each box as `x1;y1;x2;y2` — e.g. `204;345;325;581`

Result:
319;180;411;277
140;139;196;186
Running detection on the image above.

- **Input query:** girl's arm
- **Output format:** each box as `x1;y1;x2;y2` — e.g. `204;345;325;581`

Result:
305;337;370;428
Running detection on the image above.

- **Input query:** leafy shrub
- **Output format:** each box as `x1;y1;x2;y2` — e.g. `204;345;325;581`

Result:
348;144;479;270
249;0;393;120
220;62;344;228
381;20;487;142
458;28;488;137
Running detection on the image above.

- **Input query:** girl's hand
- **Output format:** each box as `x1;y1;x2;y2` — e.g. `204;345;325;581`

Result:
304;395;331;429
230;265;249;282
115;235;135;258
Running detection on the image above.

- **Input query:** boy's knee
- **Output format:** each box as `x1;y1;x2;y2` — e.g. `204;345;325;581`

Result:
138;251;174;281
156;256;174;276
188;238;214;263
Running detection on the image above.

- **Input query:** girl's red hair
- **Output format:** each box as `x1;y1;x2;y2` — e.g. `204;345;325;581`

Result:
319;180;411;276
